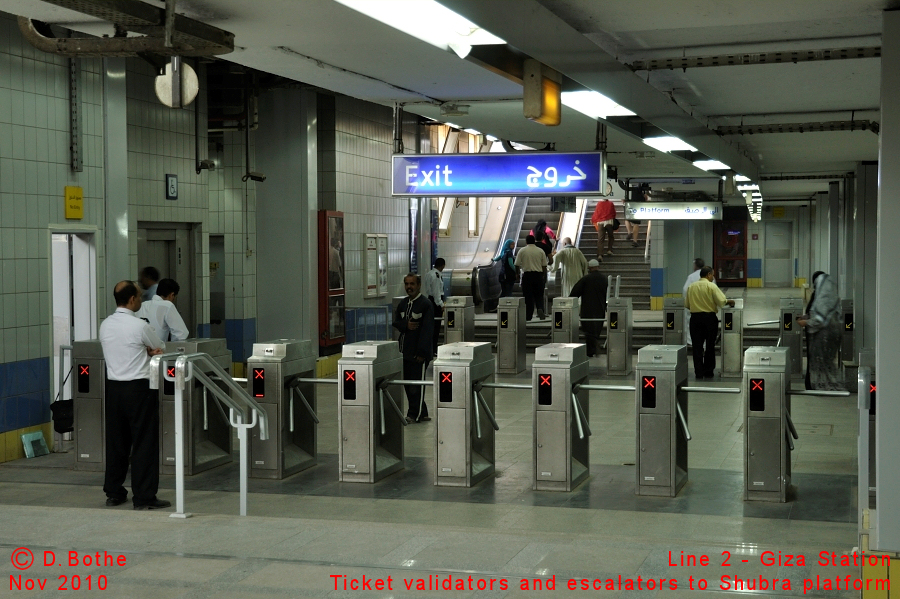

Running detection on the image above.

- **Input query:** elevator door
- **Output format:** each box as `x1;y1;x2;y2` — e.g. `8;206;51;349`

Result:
137;224;195;338
764;221;793;287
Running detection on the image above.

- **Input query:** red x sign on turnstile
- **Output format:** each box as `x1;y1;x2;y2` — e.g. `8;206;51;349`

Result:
871;384;877;393
751;380;764;391
344;370;355;382
79;365;89;375
441;372;452;383
254;369;265;379
167;367;175;377
643;377;655;389
540;375;551;386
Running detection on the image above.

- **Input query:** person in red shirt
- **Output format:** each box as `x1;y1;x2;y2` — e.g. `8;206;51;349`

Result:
590;199;616;257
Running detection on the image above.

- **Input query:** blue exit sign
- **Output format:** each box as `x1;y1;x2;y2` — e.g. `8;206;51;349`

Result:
392;152;604;196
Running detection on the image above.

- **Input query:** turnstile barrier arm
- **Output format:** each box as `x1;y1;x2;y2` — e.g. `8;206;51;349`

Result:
570;393;591;439
289;382;320;424
747;320;779;326
676;402;691;441
786;429;795;451
379;387;408;427
475;390;500;432
473;391;482;439
785;410;799;440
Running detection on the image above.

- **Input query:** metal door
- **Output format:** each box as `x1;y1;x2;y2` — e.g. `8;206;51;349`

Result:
75;398;103;463
764;221;792;287
747;418;782;490
639;414;670;486
138;224;195;338
436;408;466;477
341;406;371;474
535;411;567;481
250;403;279;471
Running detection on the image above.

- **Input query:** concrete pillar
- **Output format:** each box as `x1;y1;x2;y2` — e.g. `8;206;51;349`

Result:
102;58;129;313
827;181;840;286
874;8;900;552
255;88;318;342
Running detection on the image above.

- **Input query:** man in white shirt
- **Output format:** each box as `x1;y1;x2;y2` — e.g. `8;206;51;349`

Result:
682;258;709;346
99;280;170;510
514;235;549;320
423;258;446;357
138;278;189;342
550;237;588;297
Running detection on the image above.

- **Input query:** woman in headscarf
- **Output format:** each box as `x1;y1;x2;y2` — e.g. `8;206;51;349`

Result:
797;271;843;390
493;239;517;297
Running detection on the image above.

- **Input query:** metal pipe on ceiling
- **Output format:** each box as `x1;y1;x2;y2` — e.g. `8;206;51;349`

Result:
629;47;880;71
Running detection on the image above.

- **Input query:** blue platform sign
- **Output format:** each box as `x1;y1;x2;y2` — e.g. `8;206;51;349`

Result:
392;152;604;196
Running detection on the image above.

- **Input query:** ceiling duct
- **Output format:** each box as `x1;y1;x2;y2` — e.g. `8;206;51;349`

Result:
17;0;234;57
718;120;879;135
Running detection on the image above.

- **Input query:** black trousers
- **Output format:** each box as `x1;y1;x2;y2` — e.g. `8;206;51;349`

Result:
103;379;160;505
403;358;430;420
689;312;719;377
582;321;603;357
521;271;545;320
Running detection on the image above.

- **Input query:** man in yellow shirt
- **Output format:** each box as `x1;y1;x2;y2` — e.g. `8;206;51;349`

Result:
685;266;735;379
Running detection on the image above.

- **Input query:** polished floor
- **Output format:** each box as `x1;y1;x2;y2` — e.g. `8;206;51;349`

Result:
0;289;863;598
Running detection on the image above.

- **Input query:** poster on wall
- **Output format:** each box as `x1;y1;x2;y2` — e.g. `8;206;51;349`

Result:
365;235;378;297
317;211;346;348
376;235;388;296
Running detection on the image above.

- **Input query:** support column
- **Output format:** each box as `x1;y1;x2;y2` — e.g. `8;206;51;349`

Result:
827;181;840;286
874;8;900;552
255;88;318;342
854;163;877;351
102;58;129;312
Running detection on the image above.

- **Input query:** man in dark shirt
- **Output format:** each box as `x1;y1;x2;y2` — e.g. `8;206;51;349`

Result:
392;273;435;422
570;260;608;357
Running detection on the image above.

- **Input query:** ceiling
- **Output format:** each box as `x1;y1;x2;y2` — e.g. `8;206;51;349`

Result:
1;0;893;203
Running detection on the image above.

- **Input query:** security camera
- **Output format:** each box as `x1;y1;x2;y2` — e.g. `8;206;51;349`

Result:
242;171;266;182
195;159;215;174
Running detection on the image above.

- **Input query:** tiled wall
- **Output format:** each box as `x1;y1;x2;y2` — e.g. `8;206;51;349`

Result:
207;130;257;360
0;14;104;439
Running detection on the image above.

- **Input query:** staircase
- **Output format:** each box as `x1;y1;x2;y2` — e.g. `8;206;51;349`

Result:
517;196;557;249
577;200;651;310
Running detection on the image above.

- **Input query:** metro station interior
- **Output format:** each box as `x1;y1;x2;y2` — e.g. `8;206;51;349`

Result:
1;1;899;597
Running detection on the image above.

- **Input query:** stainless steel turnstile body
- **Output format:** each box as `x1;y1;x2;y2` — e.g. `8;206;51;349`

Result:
496;297;527;374
444;296;475;344
840;299;854;362
246;339;318;479
779;298;805;375
743;346;793;502
433;342;496;487
859;349;875;498
635;345;689;497
662;298;684;345
338;341;404;483
721;298;744;377
551;297;580;344
72;340;105;472
160;338;233;475
532;343;590;491
607;297;633;375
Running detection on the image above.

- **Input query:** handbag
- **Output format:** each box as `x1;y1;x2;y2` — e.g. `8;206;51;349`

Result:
613;218;620;231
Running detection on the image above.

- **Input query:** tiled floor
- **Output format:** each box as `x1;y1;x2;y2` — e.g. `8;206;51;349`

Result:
0;290;862;598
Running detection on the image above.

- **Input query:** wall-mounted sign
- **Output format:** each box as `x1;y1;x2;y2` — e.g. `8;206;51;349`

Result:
392;152;604;196
165;174;178;200
773;207;785;218
624;201;723;220
364;233;388;298
64;186;83;219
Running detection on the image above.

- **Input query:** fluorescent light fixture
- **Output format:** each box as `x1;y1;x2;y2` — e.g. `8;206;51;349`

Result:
735;174;751;182
752;192;762;197
463;128;481;135
444;122;460;129
737;184;760;191
485;134;499;142
642;136;697;153
561;90;635;120
693;159;730;171
334;0;504;59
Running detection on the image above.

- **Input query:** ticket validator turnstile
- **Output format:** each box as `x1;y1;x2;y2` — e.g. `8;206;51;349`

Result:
551;297;580;344
496;297;526;375
433;342;496;487
246;339;318;479
607;297;633;375
721;298;744;377
72;340;105;472
743;346;796;502
859;349;875;500
779;298;805;375
532;343;591;491
338;341;404;483
160;339;233;475
662;298;684;345
444;296;475;344
635;345;689;497
840;299;854;363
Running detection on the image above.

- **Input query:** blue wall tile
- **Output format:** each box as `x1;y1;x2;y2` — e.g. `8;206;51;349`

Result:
0;363;9;398
747;259;762;279
0;397;10;432
345;309;356;331
225;319;239;341
650;268;665;297
242;318;256;342
197;323;211;338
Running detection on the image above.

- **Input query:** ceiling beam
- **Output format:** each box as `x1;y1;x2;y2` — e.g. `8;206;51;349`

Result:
438;0;758;180
628;47;880;71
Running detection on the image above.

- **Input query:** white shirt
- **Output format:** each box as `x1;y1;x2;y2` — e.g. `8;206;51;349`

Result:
141;283;158;302
551;245;588;297
99;308;165;381
683;270;715;296
423;268;445;307
138;295;189;341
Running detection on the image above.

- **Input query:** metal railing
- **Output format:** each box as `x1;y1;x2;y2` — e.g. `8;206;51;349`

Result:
150;352;269;519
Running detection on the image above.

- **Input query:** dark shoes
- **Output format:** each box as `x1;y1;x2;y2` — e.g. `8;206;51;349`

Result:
418;416;432;422
106;496;127;507
134;499;171;511
406;416;431;423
